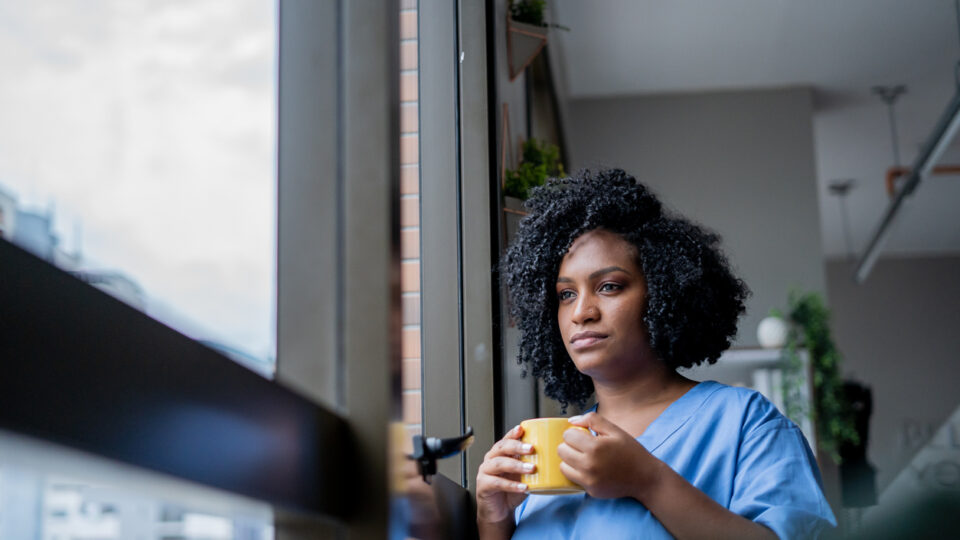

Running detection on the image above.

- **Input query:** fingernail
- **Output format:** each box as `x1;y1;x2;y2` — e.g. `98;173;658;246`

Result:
521;443;533;453
522;462;535;472
517;483;528;491
568;415;583;423
512;425;521;434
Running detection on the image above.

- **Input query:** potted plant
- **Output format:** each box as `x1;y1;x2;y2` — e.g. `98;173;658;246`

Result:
503;138;566;202
507;0;568;80
777;292;859;463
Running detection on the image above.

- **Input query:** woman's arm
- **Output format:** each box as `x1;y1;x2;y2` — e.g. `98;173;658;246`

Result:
560;413;777;540
634;458;777;540
478;516;516;540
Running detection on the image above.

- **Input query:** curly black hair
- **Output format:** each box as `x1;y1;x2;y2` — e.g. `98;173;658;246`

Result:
501;169;750;410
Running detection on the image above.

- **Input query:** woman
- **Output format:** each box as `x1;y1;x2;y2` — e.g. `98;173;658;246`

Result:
477;169;835;539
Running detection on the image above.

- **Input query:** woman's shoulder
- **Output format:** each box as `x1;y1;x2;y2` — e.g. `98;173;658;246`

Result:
693;380;797;436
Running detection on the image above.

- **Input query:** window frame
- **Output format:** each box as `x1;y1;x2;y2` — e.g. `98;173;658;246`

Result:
419;0;500;491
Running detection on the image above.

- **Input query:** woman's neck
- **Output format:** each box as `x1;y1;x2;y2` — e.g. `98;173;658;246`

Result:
592;367;696;437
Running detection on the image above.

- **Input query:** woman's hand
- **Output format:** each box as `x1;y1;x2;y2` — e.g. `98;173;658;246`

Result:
476;424;535;526
559;412;661;501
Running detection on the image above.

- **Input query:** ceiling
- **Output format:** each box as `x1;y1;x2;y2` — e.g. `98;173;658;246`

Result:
550;0;960;259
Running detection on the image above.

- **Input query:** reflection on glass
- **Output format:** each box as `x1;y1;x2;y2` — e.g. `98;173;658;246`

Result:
0;432;274;540
0;1;278;375
0;472;273;539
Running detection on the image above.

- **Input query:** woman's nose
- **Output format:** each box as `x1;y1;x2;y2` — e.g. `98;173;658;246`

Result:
571;295;599;324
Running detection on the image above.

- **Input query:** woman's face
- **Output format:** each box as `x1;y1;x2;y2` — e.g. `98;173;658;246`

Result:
555;229;655;382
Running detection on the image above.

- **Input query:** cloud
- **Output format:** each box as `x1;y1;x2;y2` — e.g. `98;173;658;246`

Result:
0;0;278;360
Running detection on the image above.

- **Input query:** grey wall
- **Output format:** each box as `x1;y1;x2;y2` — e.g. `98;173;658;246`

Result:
495;0;529;172
566;88;826;347
826;255;960;490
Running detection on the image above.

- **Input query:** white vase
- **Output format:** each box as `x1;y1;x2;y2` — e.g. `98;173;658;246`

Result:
757;316;788;349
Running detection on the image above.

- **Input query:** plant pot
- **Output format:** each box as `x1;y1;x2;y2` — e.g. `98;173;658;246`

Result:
503;195;526;215
507;18;548;81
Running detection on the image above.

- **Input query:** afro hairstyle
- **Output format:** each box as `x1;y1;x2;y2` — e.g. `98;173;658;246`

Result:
501;169;750;410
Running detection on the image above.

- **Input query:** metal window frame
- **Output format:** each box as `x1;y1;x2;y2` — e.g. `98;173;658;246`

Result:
275;0;400;536
457;0;498;489
419;0;499;491
420;0;465;484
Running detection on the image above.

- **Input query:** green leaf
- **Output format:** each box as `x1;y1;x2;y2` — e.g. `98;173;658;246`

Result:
779;290;858;464
503;138;566;200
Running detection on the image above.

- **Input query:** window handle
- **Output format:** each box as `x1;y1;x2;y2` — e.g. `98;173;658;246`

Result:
410;426;475;483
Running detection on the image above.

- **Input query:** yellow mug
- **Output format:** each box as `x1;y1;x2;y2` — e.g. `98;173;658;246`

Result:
520;418;590;494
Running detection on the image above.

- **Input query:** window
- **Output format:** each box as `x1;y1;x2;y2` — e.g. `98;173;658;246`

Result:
0;1;278;375
1;2;432;536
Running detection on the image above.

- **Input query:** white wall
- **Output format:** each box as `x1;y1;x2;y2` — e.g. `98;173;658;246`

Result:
566;88;826;347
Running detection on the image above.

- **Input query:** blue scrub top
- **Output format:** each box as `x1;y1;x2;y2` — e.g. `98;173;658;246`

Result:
513;381;836;539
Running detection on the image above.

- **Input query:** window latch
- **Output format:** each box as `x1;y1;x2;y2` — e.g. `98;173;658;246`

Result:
410;426;474;483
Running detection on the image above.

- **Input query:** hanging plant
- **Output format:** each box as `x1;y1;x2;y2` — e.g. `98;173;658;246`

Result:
778;291;859;462
503;138;565;200
506;0;569;80
509;0;569;30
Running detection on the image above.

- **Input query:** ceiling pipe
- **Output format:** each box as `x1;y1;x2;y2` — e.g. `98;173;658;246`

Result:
885;165;960;197
854;90;960;283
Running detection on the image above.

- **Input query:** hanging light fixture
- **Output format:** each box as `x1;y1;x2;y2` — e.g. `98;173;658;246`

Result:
828;179;857;262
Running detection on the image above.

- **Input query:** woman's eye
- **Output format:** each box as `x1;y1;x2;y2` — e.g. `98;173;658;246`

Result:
558;290;575;301
599;283;622;293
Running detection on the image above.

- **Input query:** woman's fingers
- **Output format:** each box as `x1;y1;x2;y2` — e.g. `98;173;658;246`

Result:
477;456;531;498
483;433;534;461
476;426;536;524
477;474;529;494
557;442;587;471
477;425;536;497
479;455;536;476
568;412;622;436
559;460;585;487
562;425;596;451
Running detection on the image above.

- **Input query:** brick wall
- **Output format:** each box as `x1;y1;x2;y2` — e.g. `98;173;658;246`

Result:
399;0;421;446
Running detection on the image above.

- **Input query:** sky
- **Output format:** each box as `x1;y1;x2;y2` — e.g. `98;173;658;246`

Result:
0;0;278;361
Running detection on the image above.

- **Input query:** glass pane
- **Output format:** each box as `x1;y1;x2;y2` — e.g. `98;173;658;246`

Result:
0;1;278;376
0;430;273;539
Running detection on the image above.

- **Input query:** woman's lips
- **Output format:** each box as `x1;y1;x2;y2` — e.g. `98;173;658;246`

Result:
570;332;607;351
